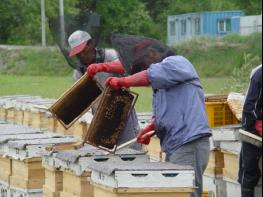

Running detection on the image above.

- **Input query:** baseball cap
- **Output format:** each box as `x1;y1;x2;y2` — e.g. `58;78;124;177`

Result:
68;30;92;57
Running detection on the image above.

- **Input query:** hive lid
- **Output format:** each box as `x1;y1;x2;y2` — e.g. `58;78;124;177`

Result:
0;124;43;135
89;160;193;175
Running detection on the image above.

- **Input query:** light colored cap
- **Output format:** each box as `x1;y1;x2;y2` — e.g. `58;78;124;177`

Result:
68;30;92;57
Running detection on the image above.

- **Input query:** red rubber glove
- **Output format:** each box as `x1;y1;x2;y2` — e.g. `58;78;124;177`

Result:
136;119;156;145
105;70;150;89
86;60;125;79
255;120;262;136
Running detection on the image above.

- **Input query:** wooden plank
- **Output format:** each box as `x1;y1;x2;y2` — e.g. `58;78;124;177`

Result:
43;165;63;194
14;109;24;124
6;108;15;122
43;185;60;197
73;122;89;140
222;151;239;180
204;150;224;175
62;171;93;197
0;156;11;183
143;136;164;161
10;158;45;189
92;183;193;197
0;108;7;121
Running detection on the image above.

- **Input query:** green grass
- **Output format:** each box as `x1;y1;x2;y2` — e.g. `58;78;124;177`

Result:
175;33;262;77
0;74;72;98
0;47;72;76
0;74;236;112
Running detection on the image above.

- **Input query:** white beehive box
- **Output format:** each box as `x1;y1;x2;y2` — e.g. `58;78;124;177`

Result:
90;161;195;189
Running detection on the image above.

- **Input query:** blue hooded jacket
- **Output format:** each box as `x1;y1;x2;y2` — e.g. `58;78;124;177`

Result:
147;55;211;155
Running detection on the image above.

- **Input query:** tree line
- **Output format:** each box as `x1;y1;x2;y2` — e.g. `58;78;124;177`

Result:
0;0;261;45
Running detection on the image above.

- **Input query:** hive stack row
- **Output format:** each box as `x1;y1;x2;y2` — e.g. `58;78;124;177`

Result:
0;95;92;140
0;95;196;197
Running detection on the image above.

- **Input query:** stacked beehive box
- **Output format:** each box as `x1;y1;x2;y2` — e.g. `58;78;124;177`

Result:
0;95;93;140
42;145;149;197
213;125;262;197
89;160;195;197
137;112;166;162
0;121;78;197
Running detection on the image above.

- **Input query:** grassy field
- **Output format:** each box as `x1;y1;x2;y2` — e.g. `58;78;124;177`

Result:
0;74;233;112
0;33;260;111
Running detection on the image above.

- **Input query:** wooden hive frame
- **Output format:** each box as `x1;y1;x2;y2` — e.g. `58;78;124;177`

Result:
84;87;138;153
48;75;102;130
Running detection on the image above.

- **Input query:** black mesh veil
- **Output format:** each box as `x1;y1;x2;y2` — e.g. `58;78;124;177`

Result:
48;11;101;70
110;33;176;75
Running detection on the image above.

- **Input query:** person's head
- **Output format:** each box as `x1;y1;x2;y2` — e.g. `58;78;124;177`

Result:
131;39;175;74
68;30;96;65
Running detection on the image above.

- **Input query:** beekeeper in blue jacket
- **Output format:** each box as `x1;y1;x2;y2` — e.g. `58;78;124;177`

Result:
104;36;212;197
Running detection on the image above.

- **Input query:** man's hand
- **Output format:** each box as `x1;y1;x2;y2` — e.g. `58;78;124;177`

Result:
86;60;125;79
86;63;101;79
137;130;155;145
105;70;150;89
136;119;156;145
105;77;127;90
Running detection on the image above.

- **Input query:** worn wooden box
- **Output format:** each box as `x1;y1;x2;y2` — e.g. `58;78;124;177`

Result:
92;183;194;197
222;151;239;180
0;156;12;183
143;136;166;162
205;149;224;176
10;158;45;189
60;171;93;197
6;108;15;123
0;108;7;121
86;87;137;152
49;75;102;129
14;109;24;125
43;165;63;196
73;122;89;140
90;161;195;197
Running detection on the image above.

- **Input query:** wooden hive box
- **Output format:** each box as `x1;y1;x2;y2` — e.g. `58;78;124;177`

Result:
204;149;224;176
10;158;45;189
143;136;166;162
14;109;24;125
60;171;93;197
0;108;7;121
73;121;89;140
0;156;12;183
43;165;63;197
86;87;137;152
222;151;239;181
49;76;102;130
6;108;15;123
90;161;195;197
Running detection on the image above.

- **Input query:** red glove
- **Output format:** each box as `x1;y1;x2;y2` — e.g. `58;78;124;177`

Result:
255;120;262;136
105;70;150;89
136;119;156;145
86;60;125;79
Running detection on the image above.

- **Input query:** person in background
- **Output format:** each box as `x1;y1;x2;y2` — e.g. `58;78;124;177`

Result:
104;38;211;197
238;64;262;197
67;30;140;148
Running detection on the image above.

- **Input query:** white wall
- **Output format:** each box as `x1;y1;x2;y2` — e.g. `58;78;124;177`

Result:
240;15;262;35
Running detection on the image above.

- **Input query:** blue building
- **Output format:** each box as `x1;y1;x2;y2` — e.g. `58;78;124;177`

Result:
167;10;244;45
